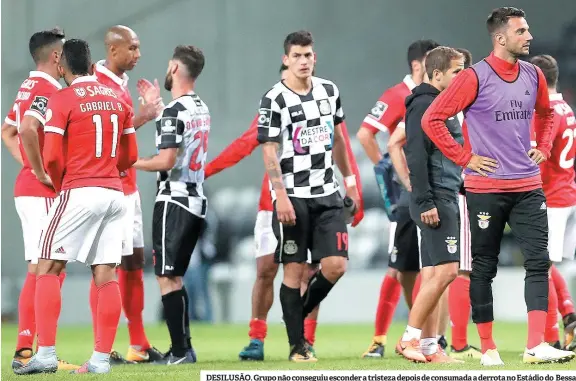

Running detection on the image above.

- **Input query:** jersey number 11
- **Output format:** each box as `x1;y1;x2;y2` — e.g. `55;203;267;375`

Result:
93;114;119;158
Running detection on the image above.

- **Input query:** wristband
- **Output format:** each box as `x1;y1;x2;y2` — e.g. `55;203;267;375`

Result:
344;175;356;187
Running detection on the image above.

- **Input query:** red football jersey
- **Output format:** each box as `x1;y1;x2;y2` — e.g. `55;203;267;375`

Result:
43;76;134;192
94;61;138;195
531;93;576;207
360;75;415;135
5;71;62;198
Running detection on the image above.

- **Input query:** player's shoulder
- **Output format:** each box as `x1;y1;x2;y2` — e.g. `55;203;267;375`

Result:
167;92;209;113
378;79;412;103
260;81;286;102
312;76;341;97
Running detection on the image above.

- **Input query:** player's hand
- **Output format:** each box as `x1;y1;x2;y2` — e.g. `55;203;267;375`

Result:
345;184;361;215
352;207;364;227
31;169;54;189
466;154;498;177
421;207;440;228
276;195;296;226
137;78;162;105
528;148;546;164
138;101;163;123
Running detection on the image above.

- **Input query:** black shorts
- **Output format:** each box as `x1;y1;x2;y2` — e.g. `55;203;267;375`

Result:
388;206;420;272
410;197;460;268
272;192;348;264
466;189;548;264
152;199;206;277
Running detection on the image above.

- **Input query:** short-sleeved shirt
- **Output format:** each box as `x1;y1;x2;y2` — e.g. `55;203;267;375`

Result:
256;76;345;199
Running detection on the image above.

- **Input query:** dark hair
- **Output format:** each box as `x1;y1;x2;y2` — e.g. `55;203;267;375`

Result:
407;39;440;71
283;30;314;55
530;55;559;88
173;45;205;80
455;48;473;68
425;46;463;80
62;39;91;75
279;63;288;73
487;7;526;35
29;27;65;64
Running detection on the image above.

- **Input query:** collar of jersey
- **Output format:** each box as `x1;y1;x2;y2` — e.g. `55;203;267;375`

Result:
29;71;62;89
549;93;563;101
403;75;417;91
71;75;98;86
95;60;129;87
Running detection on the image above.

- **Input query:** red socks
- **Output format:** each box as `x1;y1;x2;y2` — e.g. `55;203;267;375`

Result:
304;319;317;345
545;276;560;343
90;279;98;343
374;274;402;336
477;322;497;354
59;272;66;288
412;273;422;304
449;276;471;351
94;281;122;354
551;265;575;317
35;275;61;347
16;273;37;351
248;319;267;341
118;268;150;350
527;310;547;349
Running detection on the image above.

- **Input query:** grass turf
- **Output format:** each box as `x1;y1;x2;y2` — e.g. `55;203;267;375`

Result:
2;322;575;380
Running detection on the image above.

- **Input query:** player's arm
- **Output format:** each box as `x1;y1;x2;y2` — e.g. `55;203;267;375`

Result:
20;95;53;186
1;121;23;165
356;91;404;165
117;111;139;172
339;120;364;226
387;122;411;191
133;107;179;172
42;96;68;193
421;70;477;167
530;66;555;162
405;101;435;215
205;118;259;178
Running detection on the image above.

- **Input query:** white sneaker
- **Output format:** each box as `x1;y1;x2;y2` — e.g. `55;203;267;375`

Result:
480;349;504;366
523;342;576;364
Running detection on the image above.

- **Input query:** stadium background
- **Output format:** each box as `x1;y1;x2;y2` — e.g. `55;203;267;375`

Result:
1;0;576;326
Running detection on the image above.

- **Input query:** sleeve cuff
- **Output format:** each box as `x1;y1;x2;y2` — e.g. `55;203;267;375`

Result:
24;110;45;125
4;117;17;126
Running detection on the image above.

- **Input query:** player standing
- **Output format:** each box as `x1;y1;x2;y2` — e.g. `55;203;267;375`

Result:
200;63;364;361
257;30;360;362
133;45;208;365
422;7;575;365
93;25;164;364
1;28;80;372
14;39;138;375
529;54;576;351
357;40;439;358
399;46;465;363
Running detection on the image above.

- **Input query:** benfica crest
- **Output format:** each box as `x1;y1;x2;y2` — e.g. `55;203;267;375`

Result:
445;237;458;254
477;212;491;229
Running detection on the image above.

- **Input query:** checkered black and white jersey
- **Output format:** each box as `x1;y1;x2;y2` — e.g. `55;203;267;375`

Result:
256;76;345;198
154;92;210;217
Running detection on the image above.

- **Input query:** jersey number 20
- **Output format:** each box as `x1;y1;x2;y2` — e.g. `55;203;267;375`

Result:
189;130;209;171
560;128;576;169
93;114;119;158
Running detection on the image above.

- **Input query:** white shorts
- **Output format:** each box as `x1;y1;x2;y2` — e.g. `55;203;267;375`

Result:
15;196;55;264
253;210;312;263
254;211;277;258
547;205;576;262
39;187;126;266
459;194;473;272
122;191;145;256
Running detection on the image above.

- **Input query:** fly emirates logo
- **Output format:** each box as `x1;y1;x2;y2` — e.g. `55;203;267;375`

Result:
74;85;124;113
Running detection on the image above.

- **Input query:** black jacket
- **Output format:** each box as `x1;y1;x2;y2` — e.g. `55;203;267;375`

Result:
404;83;464;214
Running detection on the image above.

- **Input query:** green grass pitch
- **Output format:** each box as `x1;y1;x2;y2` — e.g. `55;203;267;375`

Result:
2;322;575;380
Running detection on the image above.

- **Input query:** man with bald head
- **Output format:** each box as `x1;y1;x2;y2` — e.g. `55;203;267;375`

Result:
93;25;163;365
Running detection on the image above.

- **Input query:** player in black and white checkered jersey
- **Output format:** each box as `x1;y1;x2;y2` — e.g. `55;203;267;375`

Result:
256;30;360;362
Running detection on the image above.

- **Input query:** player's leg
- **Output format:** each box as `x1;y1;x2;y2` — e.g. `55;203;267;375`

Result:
153;200;204;365
396;212;420;312
466;192;508;366
272;198;315;362
121;192;162;363
449;194;481;359
436;290;449;351
239;211;279;361
558;205;576;350
507;189;575;363
399;199;460;363
302;262;320;355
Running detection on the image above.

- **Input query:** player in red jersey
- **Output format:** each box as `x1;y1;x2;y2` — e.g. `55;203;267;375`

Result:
1;28;80;372
14;39;138;375
356;40;440;358
198;63;363;361
529;55;576;351
92;25;164;364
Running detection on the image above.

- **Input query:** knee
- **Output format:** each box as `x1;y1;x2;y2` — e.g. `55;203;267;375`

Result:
387;267;399;279
524;256;551;273
437;264;458;286
256;265;278;285
37;259;65;276
156;275;182;295
320;257;347;282
121;250;144;271
283;263;305;288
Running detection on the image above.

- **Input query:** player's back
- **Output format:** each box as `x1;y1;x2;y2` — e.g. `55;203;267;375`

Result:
51;78;132;191
537;94;576;207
